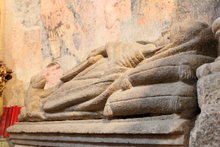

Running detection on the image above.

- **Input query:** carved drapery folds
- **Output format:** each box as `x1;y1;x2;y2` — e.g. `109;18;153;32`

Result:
19;20;218;122
8;19;220;147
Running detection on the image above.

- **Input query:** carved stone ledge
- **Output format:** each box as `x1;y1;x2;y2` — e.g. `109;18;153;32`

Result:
8;115;191;147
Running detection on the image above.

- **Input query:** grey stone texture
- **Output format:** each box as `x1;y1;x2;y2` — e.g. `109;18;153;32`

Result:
24;20;216;121
8;19;219;147
190;62;220;147
189;17;220;147
9;115;192;147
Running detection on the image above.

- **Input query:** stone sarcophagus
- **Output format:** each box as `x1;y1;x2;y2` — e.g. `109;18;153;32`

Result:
8;19;220;147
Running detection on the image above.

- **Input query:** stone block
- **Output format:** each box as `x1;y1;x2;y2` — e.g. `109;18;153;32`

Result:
8;115;191;147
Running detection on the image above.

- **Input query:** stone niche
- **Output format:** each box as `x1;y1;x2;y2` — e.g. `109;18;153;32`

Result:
8;18;220;147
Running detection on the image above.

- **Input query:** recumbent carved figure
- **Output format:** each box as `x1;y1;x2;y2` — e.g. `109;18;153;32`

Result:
19;21;217;121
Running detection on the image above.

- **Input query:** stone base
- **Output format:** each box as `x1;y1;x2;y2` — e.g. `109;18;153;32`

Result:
8;115;191;147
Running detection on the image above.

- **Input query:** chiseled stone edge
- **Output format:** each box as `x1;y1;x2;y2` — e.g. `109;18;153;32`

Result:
10;133;185;146
8;116;191;135
8;116;191;146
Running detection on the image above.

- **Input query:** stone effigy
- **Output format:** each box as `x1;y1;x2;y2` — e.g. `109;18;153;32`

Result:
189;17;220;147
18;72;57;121
20;20;217;122
8;20;218;147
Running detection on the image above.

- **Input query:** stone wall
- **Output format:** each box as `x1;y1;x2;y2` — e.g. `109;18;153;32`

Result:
2;0;220;106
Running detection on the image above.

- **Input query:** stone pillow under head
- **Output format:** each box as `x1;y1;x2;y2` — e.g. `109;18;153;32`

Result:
103;82;197;118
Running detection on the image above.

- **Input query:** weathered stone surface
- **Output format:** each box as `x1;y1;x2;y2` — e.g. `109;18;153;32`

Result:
8;115;192;146
104;82;197;118
190;111;220;147
10;19;217;147
19;73;55;121
196;59;220;79
19;57;77;121
4;2;220;147
129;54;213;86
17;20;217;122
197;72;220;108
189;17;220;147
190;70;220;147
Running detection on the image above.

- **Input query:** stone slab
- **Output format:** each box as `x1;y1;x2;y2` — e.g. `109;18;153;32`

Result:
8;115;191;147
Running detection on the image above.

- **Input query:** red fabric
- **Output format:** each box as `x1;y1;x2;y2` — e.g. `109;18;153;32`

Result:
0;107;9;137
0;106;21;138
